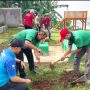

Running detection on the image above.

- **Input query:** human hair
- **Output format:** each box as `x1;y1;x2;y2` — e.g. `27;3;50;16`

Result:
39;29;47;37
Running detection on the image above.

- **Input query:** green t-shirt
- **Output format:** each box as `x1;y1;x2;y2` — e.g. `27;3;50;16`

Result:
14;29;39;46
69;30;90;48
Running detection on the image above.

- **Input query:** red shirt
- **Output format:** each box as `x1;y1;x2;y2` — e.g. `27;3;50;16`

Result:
40;17;45;27
24;12;34;27
44;16;51;28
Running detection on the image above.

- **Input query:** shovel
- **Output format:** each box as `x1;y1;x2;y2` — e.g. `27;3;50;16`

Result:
50;57;69;70
71;75;86;85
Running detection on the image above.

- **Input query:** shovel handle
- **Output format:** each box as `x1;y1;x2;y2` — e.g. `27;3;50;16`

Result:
54;57;69;64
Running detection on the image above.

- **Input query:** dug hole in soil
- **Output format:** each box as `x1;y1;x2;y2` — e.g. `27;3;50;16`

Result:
32;70;84;90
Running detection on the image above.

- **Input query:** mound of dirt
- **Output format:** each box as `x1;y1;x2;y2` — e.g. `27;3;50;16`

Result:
32;70;84;90
32;79;58;90
59;70;83;88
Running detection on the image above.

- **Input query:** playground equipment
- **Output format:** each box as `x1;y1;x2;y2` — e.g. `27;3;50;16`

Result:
55;11;87;30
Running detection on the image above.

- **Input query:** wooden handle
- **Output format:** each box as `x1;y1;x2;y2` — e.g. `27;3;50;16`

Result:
53;57;69;64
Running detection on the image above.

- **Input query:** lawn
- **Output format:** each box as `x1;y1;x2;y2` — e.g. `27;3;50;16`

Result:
0;27;22;51
0;28;90;90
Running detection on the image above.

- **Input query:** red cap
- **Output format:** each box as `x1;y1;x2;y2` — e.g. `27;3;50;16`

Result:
60;28;69;42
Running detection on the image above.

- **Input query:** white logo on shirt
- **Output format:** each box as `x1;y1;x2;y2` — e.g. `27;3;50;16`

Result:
1;50;6;57
12;65;15;70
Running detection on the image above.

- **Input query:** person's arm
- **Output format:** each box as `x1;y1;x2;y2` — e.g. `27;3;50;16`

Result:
67;48;82;58
42;24;45;29
25;40;42;54
15;58;26;69
6;59;31;84
10;76;32;84
15;58;21;63
63;45;72;57
34;50;40;63
61;45;72;61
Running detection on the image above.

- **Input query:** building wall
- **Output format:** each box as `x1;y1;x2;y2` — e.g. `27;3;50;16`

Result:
0;8;22;27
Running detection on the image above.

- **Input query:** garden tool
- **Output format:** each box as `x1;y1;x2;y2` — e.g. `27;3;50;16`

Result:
71;75;86;85
50;57;69;70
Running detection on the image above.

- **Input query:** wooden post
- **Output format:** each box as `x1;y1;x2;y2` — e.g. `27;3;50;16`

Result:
85;19;86;30
82;20;84;30
75;20;76;30
64;20;65;28
73;20;74;30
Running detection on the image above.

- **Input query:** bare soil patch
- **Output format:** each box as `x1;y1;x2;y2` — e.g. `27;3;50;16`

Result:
32;70;84;90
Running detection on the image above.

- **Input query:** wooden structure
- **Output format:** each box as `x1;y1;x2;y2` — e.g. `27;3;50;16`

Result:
55;11;87;30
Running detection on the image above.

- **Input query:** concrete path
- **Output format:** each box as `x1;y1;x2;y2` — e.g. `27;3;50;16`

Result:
24;46;65;63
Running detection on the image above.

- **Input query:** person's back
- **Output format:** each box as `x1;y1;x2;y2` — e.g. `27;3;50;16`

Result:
44;15;51;39
0;49;16;87
71;30;90;48
14;29;38;45
24;12;34;29
24;13;30;26
44;16;51;28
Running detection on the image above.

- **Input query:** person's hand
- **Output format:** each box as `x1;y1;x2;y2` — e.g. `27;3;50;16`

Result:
36;56;40;62
60;56;66;61
37;48;43;55
25;79;32;84
20;61;26;69
66;53;72;58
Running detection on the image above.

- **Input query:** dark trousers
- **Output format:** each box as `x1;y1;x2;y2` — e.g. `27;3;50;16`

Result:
16;46;34;78
24;25;32;29
47;27;51;39
0;81;28;90
73;47;90;80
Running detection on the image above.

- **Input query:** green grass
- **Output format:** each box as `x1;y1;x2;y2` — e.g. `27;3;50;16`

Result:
0;28;90;90
49;30;60;45
26;59;88;90
0;27;22;51
0;27;22;41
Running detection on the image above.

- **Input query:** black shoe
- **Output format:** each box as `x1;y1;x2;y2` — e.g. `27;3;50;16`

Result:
35;65;38;69
30;70;36;74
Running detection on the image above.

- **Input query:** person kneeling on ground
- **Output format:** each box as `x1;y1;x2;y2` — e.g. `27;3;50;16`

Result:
0;39;32;90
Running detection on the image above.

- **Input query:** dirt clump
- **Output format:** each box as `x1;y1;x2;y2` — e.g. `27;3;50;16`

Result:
32;79;58;90
59;70;84;88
